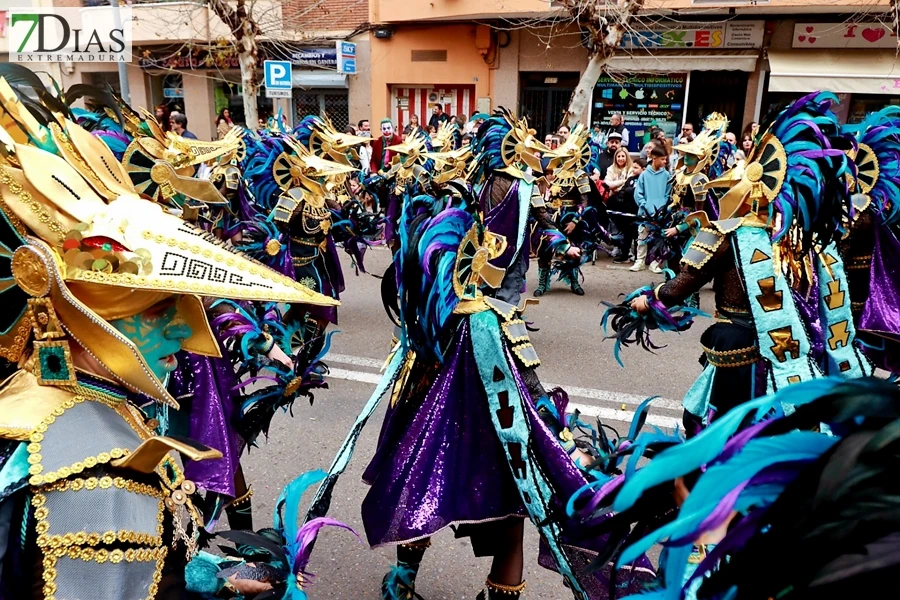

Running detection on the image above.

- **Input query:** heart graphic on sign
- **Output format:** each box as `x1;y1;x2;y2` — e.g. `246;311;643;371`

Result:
805;26;814;33
809;37;817;43
798;35;806;42
863;28;886;43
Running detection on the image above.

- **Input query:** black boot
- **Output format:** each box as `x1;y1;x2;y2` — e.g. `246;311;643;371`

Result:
569;276;585;296
383;539;430;600
533;267;550;297
224;487;253;531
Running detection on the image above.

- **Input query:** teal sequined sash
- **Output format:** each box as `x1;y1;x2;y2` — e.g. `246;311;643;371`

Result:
470;310;586;599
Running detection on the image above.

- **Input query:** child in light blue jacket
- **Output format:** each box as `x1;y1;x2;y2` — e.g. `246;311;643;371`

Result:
631;145;672;272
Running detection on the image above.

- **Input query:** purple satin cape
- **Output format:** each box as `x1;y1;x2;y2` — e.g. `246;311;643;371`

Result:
169;350;241;497
859;222;900;342
858;223;900;372
482;178;529;272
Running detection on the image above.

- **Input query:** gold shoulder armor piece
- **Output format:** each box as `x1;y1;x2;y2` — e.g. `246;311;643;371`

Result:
111;436;222;474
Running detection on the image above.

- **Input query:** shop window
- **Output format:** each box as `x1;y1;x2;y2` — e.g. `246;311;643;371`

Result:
847;94;900;124
686;71;750;135
84;72;121;97
160;73;185;112
295;91;349;131
519;72;581;139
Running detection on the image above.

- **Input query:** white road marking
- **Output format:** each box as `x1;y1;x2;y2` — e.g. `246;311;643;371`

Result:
326;362;682;430
327;367;383;385
326;353;680;410
568;402;679;430
326;353;386;370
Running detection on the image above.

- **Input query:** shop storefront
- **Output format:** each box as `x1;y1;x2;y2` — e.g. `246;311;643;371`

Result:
764;21;900;125
391;85;478;132
594;20;765;151
292;47;350;130
138;46;273;137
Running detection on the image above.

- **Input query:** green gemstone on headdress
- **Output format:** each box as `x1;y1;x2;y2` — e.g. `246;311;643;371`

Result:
38;345;71;382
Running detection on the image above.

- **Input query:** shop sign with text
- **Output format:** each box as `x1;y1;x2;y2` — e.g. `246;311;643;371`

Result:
622;20;764;50
292;48;337;68
139;46;269;70
792;23;897;49
592;73;688;153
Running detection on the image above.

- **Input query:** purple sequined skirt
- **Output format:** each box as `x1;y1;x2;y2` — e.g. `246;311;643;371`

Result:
361;322;526;546
858;223;900;372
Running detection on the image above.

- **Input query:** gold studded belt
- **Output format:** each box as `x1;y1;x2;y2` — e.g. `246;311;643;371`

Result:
291;236;321;247
845;255;872;271
702;344;761;368
292;254;318;267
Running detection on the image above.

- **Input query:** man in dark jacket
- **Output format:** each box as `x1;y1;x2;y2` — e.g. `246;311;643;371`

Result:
428;104;450;130
597;131;622;179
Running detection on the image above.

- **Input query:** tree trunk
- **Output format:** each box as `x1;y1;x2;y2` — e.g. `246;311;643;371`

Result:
237;32;259;128
560;0;646;129
209;0;261;129
562;51;609;128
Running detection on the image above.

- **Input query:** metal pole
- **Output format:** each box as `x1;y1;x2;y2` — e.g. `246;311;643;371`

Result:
108;0;131;104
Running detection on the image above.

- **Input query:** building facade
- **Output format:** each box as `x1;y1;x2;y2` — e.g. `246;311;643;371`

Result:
3;0;369;140
366;0;894;146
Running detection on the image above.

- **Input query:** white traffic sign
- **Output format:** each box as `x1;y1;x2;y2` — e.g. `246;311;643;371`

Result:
337;41;356;75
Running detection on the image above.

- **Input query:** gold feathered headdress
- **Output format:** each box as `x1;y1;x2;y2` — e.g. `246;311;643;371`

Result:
0;99;337;407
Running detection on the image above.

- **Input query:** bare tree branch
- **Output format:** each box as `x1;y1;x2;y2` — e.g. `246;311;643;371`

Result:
557;0;647;128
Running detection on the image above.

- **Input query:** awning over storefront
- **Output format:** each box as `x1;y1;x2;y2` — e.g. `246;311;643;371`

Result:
768;50;900;95
607;50;760;73
292;71;348;89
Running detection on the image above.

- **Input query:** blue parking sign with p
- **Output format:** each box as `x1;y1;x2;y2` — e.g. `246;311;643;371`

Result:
264;60;292;90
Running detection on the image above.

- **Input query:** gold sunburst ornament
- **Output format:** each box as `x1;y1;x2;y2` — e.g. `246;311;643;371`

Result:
452;223;508;311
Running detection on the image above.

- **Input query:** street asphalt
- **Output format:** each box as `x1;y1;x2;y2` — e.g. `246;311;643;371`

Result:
241;247;712;599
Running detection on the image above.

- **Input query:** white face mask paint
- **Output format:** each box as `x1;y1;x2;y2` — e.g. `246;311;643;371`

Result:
381;123;394;137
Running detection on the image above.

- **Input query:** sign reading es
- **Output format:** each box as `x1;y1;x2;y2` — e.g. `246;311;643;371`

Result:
622;21;764;50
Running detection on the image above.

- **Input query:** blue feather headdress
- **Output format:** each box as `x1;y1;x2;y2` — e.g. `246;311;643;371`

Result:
392;196;474;361
469;108;514;185
845;106;900;226
712;92;854;257
291;115;320;147
766;92;853;248
568;376;900;600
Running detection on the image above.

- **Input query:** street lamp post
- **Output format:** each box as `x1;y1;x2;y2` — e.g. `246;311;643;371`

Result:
108;0;131;105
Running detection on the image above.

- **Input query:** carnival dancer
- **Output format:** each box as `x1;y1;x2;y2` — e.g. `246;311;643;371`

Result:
6;73;282;536
635;115;731;279
535;124;611;296
570;375;899;600
840;107;900;374
0;90;338;598
302;108;655;600
290;114;384;274
638;114;732;302
603;92;872;437
88;99;288;532
263;136;357;368
375;127;436;250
